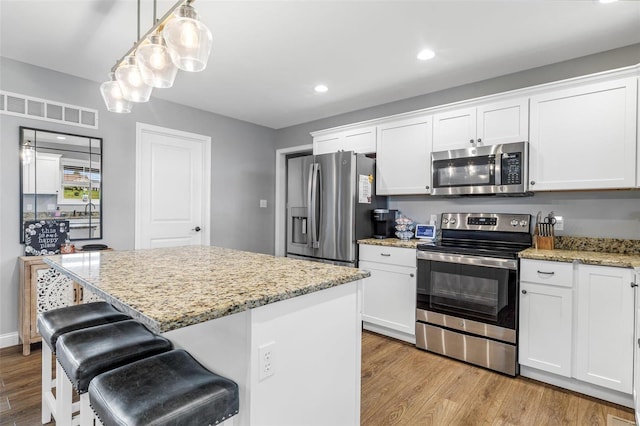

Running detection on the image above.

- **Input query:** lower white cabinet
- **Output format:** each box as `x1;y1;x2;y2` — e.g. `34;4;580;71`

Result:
519;258;636;404
359;245;416;343
575;264;634;394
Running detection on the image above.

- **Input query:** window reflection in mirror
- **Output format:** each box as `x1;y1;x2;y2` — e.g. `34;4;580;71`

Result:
20;127;102;242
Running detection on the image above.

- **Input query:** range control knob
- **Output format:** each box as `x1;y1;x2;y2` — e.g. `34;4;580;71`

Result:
520;220;528;227
442;218;449;225
449;218;457;225
510;219;518;227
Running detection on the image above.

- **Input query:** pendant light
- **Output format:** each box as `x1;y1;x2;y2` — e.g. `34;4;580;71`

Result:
116;55;153;102
162;4;213;72
100;72;133;113
136;34;179;88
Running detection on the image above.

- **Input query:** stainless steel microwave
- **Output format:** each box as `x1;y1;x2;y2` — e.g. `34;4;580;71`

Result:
431;141;529;196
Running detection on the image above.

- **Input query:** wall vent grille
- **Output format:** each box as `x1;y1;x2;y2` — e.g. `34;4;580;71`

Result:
0;91;98;129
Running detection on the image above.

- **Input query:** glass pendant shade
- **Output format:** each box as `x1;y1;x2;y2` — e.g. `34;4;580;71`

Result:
100;72;133;113
115;56;153;102
162;4;213;72
136;34;179;88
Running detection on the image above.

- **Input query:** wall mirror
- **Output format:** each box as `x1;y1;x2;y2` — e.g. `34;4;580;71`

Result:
20;127;102;242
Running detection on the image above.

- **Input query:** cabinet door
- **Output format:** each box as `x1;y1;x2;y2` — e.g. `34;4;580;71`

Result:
519;281;572;377
477;98;528;146
23;153;61;194
576;264;634;393
313;133;342;155
432;107;476;151
376;115;432;195
343;126;376;154
529;77;637;191
359;260;416;338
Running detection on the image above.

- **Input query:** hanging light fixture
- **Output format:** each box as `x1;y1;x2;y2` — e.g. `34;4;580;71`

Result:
100;72;133;113
116;55;153;102
22;140;35;165
100;0;212;112
162;4;213;72
136;34;178;88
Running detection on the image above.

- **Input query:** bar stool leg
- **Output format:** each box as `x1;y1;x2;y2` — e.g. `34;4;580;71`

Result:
79;393;95;426
41;343;54;424
56;361;74;426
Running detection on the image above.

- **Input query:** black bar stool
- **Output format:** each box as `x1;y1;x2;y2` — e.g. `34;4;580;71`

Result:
55;319;172;426
37;301;130;424
89;349;239;426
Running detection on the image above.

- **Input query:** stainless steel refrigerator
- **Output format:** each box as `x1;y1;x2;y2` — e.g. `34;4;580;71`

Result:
286;151;386;267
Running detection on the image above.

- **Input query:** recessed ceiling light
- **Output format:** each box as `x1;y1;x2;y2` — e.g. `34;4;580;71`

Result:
417;49;435;61
599;0;618;3
314;84;328;93
56;136;66;140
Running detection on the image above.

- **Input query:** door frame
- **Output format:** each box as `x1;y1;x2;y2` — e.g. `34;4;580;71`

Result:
135;122;212;249
274;144;312;257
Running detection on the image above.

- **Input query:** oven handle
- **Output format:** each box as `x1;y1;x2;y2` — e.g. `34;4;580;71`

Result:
416;250;517;270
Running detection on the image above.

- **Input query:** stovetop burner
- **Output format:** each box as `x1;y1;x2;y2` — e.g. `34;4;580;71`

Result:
418;213;533;259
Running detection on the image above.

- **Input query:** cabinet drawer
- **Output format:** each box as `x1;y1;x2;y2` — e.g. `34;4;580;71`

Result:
520;259;573;287
359;244;416;267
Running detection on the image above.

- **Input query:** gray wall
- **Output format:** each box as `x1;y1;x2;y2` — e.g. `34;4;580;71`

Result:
0;57;277;338
275;43;640;240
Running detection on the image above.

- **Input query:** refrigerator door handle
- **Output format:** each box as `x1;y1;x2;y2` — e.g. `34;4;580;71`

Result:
315;163;322;248
309;163;321;248
307;163;315;248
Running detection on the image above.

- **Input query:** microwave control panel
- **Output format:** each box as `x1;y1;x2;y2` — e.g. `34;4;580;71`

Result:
501;152;522;185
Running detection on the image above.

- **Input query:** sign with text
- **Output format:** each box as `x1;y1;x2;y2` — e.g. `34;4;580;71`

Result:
24;220;69;256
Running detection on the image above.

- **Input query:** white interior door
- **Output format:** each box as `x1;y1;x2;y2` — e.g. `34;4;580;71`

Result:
135;123;211;249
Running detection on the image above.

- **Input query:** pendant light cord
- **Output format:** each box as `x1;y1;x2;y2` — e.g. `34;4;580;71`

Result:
137;0;141;41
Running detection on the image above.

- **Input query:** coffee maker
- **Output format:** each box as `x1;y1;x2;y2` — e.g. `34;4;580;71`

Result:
372;209;398;239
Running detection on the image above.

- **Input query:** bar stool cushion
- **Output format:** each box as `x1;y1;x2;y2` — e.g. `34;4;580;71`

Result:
89;349;240;426
38;301;130;352
56;319;172;393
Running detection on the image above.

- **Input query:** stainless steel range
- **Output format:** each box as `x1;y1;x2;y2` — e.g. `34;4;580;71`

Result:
415;212;532;376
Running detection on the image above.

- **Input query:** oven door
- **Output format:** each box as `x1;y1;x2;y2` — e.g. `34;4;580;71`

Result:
416;251;518;335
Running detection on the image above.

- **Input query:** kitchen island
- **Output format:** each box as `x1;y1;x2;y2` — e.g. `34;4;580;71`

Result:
44;245;369;426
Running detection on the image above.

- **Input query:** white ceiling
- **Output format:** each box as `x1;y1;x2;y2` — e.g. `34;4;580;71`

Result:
1;1;639;129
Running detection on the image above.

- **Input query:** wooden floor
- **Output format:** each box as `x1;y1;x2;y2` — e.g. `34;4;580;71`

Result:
0;332;635;425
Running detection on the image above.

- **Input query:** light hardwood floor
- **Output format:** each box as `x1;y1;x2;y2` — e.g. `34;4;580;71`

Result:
0;331;636;425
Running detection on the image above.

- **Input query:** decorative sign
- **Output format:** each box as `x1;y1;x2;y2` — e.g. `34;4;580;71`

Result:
24;220;69;256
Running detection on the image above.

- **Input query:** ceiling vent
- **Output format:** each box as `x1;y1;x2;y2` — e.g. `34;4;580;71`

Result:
0;91;99;129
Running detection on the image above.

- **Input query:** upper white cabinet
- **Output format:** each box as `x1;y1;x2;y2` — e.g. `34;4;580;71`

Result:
432;97;528;151
22;152;61;194
313;126;376;155
376;115;433;195
575;264;635;394
529;77;638;191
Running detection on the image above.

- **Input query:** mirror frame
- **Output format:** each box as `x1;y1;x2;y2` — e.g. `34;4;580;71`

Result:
19;126;103;243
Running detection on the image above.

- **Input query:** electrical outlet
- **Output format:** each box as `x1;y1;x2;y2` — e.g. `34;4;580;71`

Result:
259;342;275;381
260;199;267;208
555;215;564;231
26;204;33;211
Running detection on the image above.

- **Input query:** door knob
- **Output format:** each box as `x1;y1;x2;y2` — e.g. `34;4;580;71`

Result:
530;180;536;186
521;289;527;294
192;226;201;232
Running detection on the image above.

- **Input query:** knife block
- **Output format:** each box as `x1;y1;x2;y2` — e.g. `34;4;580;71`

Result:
535;235;554;250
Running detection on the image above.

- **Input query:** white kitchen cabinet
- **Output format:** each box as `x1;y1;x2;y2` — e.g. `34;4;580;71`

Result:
529;77;638;191
519;259;573;377
313;126;376;155
22;152;61;194
575;264;634;394
432;97;528;151
359;245;416;343
376;115;432;195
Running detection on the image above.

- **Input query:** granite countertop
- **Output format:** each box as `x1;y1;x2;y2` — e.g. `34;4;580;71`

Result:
358;238;423;249
44;246;369;333
519;248;640;268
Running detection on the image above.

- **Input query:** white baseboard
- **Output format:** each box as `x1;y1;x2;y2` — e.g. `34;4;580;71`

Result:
363;322;416;345
0;332;19;349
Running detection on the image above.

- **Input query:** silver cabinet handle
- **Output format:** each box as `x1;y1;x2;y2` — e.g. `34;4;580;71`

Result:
469;139;474;144
380;253;391;257
631;282;638;288
425;185;430;190
537;270;555;275
477;138;482;144
521;289;527;294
